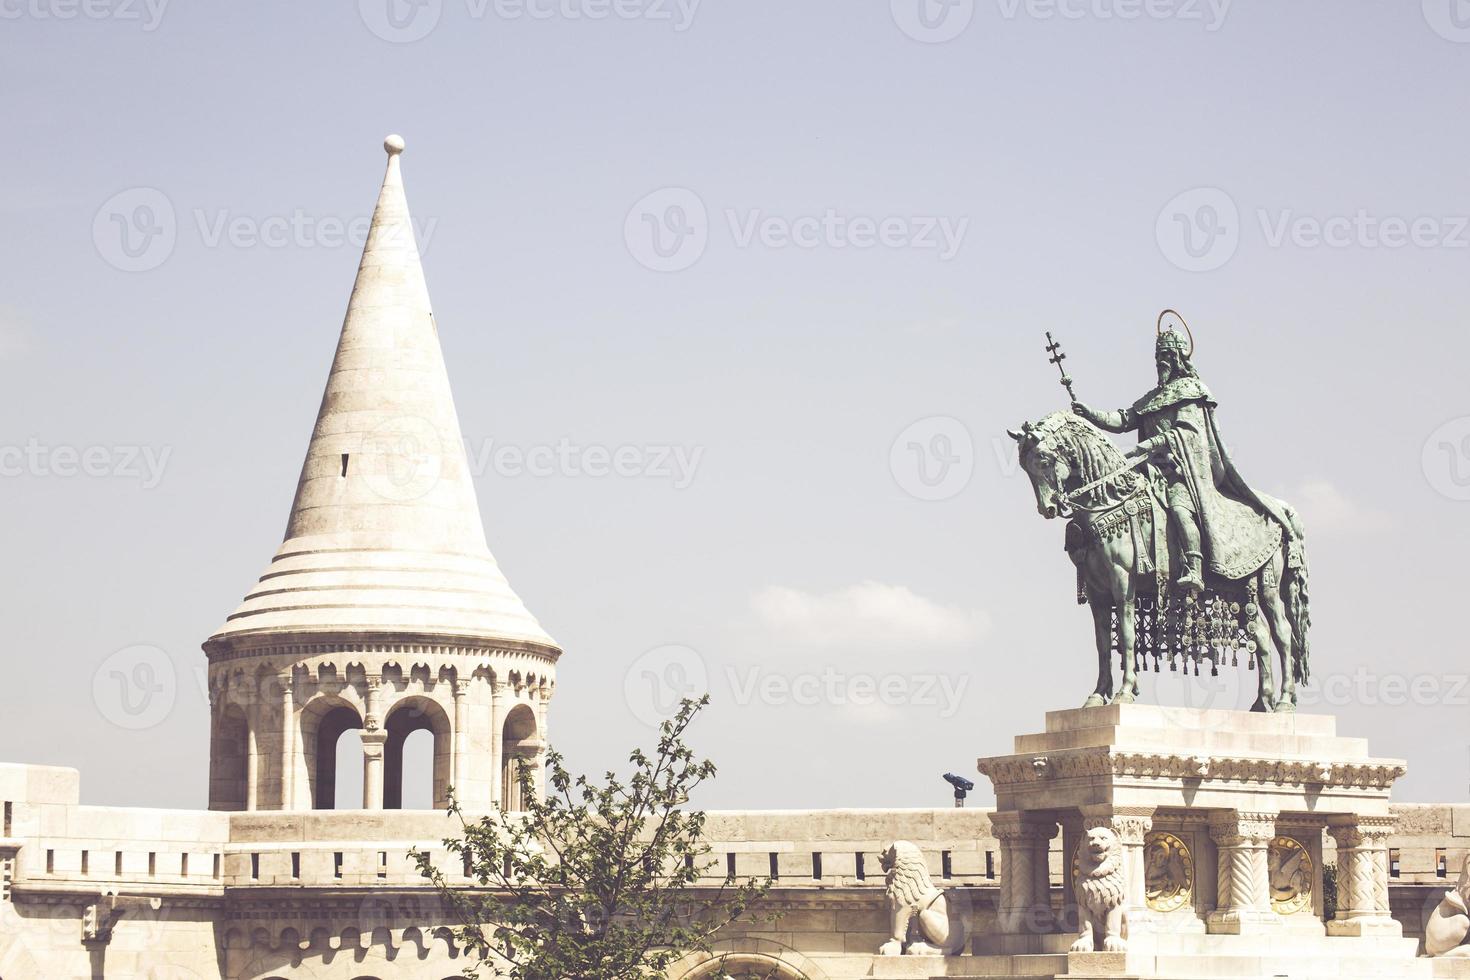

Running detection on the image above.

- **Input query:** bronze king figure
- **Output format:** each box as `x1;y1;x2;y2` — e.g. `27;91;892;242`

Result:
1011;312;1311;713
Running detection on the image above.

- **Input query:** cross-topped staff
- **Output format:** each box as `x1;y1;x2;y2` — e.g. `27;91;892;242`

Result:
1045;331;1076;401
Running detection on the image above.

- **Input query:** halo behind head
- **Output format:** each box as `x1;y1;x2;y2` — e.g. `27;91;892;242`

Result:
1156;309;1194;358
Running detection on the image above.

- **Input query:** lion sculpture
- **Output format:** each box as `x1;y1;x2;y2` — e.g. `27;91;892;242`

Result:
1072;826;1128;953
1426;854;1470;958
878;841;953;956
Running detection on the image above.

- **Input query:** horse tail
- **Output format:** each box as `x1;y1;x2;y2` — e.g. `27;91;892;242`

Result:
1280;503;1311;686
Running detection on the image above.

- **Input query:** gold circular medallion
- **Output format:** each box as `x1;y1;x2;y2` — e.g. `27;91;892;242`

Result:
1143;831;1193;913
1269;836;1314;915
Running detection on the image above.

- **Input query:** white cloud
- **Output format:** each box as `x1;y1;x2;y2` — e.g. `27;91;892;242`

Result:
1292;479;1388;534
750;580;987;650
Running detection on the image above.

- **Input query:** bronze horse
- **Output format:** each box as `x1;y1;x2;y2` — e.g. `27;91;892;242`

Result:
1011;412;1310;712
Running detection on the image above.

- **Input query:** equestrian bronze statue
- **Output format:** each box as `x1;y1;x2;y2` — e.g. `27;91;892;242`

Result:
1011;312;1311;713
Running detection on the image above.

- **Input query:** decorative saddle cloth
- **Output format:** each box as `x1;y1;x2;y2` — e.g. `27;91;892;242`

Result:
1197;491;1283;581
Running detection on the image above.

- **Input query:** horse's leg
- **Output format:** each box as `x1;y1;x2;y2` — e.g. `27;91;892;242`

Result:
1260;554;1297;713
1111;565;1140;704
1084;596;1114;708
1247;568;1277;713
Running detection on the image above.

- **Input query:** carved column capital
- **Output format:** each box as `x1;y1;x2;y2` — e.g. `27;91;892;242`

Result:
1209;810;1277;848
360;729;387;756
990;811;1059;843
1327;815;1394;850
1080;805;1156;846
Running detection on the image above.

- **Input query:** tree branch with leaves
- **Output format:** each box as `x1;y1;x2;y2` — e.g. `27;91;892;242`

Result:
413;696;774;980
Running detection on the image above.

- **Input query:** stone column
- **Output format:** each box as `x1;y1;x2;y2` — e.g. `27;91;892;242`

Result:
361;732;386;810
532;681;551;801
1326;816;1400;937
362;676;386;810
992;812;1059;934
1059;813;1085;932
244;708;259;812
279;673;295;811
1207;810;1280;934
489;679;506;807
451;678;470;798
1081;805;1155;935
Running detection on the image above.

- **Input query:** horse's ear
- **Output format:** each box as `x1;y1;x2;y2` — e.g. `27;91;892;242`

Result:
1007;428;1025;443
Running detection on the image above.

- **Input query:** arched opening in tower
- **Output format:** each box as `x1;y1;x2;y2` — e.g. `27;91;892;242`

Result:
302;699;365;809
500;703;540;812
383;696;451;810
209;703;250;811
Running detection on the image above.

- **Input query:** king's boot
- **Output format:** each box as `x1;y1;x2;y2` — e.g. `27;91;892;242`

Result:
1178;551;1205;596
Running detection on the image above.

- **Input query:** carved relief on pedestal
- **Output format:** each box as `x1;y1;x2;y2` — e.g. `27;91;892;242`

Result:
1144;831;1194;914
1267;836;1313;916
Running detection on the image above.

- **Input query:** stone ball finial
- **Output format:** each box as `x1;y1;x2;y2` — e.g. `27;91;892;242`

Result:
384;134;406;156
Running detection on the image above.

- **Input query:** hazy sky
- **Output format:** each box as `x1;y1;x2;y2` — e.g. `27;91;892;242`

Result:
4;1;1469;811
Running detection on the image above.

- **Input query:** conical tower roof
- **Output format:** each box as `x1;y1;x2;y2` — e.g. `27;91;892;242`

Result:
208;136;557;654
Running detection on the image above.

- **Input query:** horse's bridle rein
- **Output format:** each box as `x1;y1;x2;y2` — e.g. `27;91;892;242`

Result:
1025;430;1149;521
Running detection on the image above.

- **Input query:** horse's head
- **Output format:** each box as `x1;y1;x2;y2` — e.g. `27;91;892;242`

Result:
1009;411;1121;520
1009;415;1071;519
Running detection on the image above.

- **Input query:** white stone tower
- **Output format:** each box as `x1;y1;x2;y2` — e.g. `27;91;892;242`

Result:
204;136;559;813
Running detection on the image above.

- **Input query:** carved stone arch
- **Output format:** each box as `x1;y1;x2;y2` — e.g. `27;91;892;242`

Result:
209;701;250;810
672;941;827;980
382;694;452;809
300;694;365;809
499;701;539;811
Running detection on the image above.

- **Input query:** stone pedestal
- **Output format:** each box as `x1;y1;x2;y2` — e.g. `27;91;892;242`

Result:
977;704;1407;955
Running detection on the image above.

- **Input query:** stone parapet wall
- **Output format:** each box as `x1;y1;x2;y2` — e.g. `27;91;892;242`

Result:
4;762;1465;897
3;762;1468;977
1385;803;1470;884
